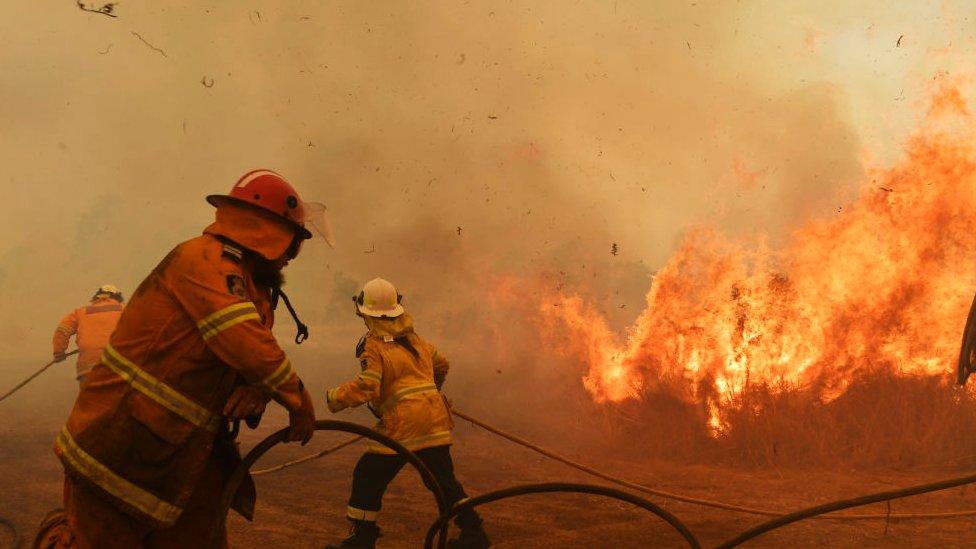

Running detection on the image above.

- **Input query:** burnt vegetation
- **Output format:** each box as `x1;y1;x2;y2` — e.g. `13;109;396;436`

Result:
598;373;976;469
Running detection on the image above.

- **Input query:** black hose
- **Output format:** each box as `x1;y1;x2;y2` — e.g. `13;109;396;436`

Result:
0;350;79;403
715;471;976;548
0;515;21;549
422;482;701;549
212;420;449;549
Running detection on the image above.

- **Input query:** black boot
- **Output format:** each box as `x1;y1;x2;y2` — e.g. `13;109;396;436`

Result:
447;516;490;549
325;519;381;549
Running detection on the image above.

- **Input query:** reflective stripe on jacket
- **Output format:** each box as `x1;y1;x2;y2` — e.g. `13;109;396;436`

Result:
326;313;453;454
56;210;305;528
53;297;124;378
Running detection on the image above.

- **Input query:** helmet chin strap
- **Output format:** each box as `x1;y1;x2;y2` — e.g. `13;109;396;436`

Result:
271;287;309;344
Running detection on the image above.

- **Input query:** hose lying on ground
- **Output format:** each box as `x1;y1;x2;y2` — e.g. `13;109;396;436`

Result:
450;408;785;517
0;514;21;549
255;406;976;521
215;420;449;549
0;350;78;403
449;408;976;521
422;482;701;549
251;435;364;475
715;471;976;548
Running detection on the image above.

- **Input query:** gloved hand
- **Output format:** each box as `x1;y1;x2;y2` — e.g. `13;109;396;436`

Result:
223;385;270;420
325;387;347;413
286;385;315;445
53;351;67;363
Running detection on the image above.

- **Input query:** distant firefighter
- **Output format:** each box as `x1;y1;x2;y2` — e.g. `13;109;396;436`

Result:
52;284;125;383
49;169;329;548
324;278;491;549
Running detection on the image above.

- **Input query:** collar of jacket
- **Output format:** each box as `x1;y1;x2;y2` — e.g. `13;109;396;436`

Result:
203;201;296;261
365;312;416;341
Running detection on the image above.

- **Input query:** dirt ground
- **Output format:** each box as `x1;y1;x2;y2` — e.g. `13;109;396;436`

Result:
4;373;976;548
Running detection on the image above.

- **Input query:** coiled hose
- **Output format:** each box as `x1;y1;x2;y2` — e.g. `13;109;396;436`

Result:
213;420;449;549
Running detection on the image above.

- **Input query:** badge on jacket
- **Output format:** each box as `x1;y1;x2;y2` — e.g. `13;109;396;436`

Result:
226;274;247;299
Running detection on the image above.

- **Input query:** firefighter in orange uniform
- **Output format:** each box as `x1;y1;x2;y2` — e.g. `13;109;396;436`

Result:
52;285;125;383
50;170;323;548
325;278;490;549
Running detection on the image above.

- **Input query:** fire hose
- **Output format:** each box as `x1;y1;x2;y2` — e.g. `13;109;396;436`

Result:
257;407;976;521
3;411;976;548
715;471;976;547
228;422;700;548
421;483;701;549
214;420;451;549
229;412;976;547
0;515;21;549
6;406;976;546
0;350;78;403
251;435;365;475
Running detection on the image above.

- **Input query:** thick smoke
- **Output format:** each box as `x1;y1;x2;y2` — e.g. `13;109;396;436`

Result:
1;2;974;443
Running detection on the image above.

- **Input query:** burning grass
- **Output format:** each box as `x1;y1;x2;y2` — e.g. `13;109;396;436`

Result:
492;82;976;469
600;372;976;468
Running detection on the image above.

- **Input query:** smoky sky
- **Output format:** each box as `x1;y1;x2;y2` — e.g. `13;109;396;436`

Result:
1;0;974;398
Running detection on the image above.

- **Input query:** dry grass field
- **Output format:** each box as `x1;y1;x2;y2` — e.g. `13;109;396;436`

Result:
4;368;976;548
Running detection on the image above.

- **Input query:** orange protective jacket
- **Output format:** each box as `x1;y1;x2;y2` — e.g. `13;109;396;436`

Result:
326;313;453;454
55;202;306;529
53;297;125;378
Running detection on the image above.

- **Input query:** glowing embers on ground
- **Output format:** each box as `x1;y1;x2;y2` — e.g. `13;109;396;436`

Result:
534;83;976;433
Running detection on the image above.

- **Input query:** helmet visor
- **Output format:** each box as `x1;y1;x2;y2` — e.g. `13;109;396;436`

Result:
304;202;336;248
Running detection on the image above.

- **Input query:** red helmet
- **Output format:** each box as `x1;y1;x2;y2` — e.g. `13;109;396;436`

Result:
206;169;313;239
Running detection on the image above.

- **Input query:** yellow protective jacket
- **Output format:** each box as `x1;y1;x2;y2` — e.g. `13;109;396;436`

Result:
326;313;453;454
53;297;125;378
55;202;306;528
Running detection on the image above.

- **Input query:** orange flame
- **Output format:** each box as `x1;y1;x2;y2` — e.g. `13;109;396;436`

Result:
535;84;976;431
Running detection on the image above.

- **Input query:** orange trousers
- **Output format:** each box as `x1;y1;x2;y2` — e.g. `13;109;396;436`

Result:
51;454;229;549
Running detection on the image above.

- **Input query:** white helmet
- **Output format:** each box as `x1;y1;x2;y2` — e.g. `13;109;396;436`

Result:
92;284;124;302
354;278;404;318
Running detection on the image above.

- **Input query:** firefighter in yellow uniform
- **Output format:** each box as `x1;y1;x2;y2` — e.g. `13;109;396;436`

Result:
52;285;125;383
325;278;490;549
49;170;324;548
